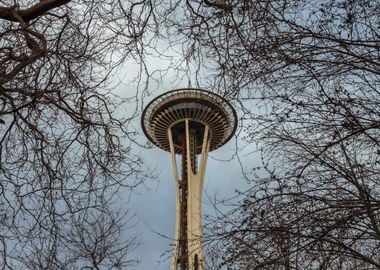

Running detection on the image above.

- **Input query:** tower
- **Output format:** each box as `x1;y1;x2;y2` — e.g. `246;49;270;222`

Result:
142;88;237;270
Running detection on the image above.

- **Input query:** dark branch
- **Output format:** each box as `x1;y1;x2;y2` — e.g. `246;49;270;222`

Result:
0;0;71;22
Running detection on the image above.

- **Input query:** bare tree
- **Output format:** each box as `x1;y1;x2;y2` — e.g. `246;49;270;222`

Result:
148;0;380;269
3;0;377;268
65;206;139;270
157;0;379;93
9;202;139;270
0;0;157;268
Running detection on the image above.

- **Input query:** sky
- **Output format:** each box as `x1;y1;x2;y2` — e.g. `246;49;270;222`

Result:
113;80;256;269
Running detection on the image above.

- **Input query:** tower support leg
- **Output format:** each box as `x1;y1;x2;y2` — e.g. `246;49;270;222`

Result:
168;120;210;270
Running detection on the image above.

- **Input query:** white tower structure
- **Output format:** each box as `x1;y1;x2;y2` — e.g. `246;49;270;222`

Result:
142;89;237;270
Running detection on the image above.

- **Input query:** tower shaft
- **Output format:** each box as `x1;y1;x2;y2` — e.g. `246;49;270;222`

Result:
168;120;210;270
179;134;190;269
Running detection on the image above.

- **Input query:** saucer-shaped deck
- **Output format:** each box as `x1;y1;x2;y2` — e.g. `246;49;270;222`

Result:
142;88;237;154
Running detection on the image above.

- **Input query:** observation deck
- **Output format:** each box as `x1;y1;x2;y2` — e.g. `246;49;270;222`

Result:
141;88;237;153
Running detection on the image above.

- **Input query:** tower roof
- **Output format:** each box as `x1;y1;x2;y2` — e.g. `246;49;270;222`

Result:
142;88;237;153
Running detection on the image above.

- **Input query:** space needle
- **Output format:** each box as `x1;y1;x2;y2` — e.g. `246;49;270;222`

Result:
142;88;237;270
